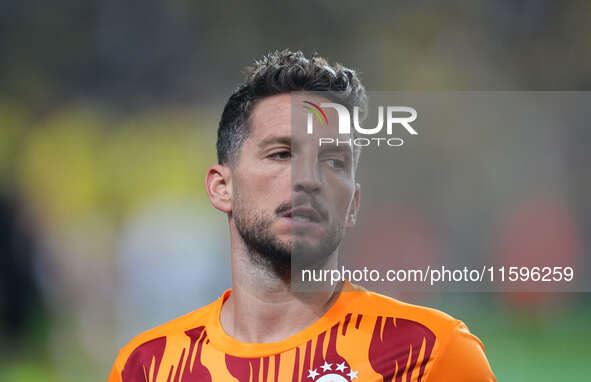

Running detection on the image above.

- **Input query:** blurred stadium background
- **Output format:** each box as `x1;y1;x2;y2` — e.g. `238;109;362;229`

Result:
1;1;590;381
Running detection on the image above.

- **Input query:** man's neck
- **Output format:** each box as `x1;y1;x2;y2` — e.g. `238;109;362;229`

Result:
219;246;342;343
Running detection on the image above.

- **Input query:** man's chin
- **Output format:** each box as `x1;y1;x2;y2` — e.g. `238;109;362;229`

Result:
278;228;329;242
291;240;335;266
273;234;328;252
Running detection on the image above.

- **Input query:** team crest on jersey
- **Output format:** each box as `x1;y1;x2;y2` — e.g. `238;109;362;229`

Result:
307;361;358;381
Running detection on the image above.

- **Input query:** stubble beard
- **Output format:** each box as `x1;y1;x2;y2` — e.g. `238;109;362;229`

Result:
233;194;344;282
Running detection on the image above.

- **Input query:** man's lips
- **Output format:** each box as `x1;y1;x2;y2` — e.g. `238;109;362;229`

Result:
281;206;323;222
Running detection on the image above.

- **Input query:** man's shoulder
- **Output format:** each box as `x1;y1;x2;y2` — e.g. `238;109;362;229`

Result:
114;296;220;366
345;282;462;335
345;283;495;380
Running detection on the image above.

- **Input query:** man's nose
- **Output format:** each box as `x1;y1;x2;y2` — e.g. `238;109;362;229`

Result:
292;156;321;194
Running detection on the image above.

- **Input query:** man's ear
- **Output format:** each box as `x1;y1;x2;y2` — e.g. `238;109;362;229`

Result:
346;182;360;228
205;164;232;213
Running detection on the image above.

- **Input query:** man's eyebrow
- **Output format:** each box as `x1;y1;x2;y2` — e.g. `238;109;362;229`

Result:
257;135;292;149
319;143;353;157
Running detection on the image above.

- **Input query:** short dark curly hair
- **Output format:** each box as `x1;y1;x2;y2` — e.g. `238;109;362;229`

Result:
217;49;367;166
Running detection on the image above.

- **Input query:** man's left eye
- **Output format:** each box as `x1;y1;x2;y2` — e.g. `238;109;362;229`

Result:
326;159;345;169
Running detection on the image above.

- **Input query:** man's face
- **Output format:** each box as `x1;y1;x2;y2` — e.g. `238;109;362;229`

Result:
231;93;359;269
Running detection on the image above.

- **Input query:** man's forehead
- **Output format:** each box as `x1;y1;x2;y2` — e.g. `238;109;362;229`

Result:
249;93;344;142
247;94;290;140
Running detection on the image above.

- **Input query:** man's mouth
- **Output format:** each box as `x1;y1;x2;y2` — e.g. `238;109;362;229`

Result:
281;206;323;223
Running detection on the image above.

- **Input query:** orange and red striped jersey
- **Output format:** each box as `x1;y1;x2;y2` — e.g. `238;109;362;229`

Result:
108;281;496;381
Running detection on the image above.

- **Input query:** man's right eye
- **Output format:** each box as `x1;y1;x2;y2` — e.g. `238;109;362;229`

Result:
268;151;291;160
